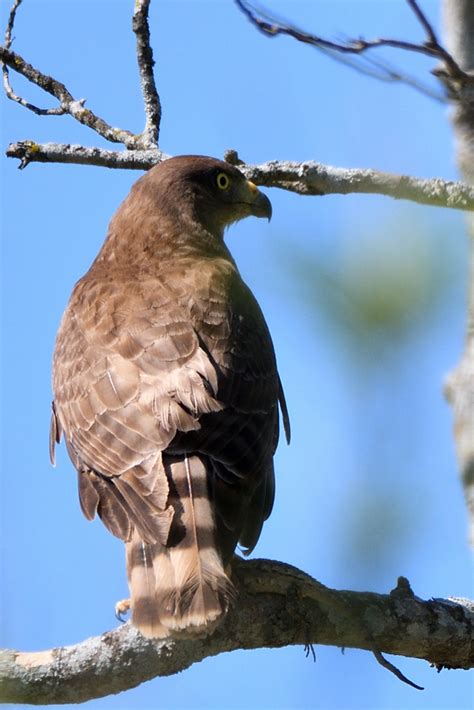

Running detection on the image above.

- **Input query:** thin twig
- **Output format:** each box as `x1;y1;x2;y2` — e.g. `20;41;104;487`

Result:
2;0;66;115
4;0;21;45
406;0;438;45
373;650;424;691
0;45;140;147
405;0;465;80
1;0;162;149
132;0;162;146
311;45;446;103
234;0;470;92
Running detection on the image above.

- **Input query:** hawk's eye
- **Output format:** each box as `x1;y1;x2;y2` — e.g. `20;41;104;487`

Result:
216;172;231;191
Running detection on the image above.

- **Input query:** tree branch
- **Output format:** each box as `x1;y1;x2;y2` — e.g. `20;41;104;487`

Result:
1;0;66;115
443;0;474;544
5;141;474;213
0;0;161;150
3;3;474;215
132;0;162;147
235;0;473;100
5;141;168;170
0;45;141;147
225;151;474;211
0;559;472;705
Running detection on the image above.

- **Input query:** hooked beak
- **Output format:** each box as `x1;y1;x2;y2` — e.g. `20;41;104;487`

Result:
246;180;272;222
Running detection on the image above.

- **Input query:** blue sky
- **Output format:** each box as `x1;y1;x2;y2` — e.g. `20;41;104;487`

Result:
1;1;472;708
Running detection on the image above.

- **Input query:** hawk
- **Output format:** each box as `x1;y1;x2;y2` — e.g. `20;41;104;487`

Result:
51;155;290;638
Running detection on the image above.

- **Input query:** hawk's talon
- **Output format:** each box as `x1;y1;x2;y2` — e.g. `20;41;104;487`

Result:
115;597;131;623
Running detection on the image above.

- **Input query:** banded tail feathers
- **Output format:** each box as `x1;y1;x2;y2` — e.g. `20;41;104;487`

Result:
126;454;234;638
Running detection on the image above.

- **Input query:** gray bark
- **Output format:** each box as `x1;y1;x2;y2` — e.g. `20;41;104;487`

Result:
4;140;474;213
443;0;474;544
0;559;472;705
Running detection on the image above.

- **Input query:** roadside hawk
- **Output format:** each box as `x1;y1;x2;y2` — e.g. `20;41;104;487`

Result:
51;155;290;638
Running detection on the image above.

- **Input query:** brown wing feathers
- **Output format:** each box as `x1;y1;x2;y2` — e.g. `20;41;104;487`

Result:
51;156;286;638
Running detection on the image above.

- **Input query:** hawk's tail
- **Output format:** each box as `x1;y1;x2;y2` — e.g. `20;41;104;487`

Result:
126;454;234;638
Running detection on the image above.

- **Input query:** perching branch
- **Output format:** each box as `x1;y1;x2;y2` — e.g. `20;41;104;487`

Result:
235;0;473;101
0;559;472;705
2;1;474;216
5;141;169;170
225;151;474;211
5;140;474;212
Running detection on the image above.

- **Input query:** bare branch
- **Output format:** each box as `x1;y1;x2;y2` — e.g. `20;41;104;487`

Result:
5;141;167;170
224;151;474;212
2;0;66;115
373;650;424;691
5;141;474;213
310;47;446;103
0;45;141;147
234;0;472;96
4;0;20;46
0;559;472;705
133;0;162;147
406;0;438;46
443;0;474;545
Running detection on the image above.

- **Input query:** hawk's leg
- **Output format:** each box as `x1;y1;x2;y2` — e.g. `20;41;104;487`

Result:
115;597;131;623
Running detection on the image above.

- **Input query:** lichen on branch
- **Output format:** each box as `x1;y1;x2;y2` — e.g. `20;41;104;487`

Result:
0;559;472;705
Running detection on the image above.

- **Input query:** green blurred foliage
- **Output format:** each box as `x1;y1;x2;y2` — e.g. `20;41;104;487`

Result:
288;217;457;370
278;214;461;580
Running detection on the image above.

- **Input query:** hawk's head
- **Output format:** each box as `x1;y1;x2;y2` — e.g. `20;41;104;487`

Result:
136;155;272;238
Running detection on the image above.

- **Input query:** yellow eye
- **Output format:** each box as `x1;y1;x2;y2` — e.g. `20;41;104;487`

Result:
216;172;231;190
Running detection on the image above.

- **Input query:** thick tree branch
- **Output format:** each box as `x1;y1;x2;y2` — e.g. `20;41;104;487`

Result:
0;559;472;705
5;141;474;213
226;151;474;211
443;0;474;544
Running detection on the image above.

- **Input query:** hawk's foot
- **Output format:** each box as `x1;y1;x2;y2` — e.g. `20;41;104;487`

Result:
115;597;131;623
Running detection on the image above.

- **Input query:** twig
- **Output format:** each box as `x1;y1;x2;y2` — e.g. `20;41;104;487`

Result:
4;0;20;46
311;46;446;103
2;0;65;115
406;0;438;45
0;46;140;147
0;558;472;705
234;0;471;94
132;0;162;146
0;0;161;150
373;650;424;691
405;0;467;82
